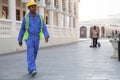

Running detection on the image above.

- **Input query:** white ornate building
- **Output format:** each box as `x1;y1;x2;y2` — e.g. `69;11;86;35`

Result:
0;0;79;54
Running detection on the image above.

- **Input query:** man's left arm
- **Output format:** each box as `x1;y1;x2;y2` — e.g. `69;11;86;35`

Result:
42;22;50;43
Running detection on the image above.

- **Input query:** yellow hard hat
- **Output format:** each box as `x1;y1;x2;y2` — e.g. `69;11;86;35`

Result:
27;0;37;8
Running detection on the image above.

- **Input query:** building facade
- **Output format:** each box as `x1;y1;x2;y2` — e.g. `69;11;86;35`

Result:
0;0;79;54
79;18;120;39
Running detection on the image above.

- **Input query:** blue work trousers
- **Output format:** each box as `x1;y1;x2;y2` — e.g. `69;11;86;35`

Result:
26;35;39;73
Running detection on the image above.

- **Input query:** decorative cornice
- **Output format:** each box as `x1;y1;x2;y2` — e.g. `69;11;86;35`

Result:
54;0;62;13
45;0;55;10
36;0;45;7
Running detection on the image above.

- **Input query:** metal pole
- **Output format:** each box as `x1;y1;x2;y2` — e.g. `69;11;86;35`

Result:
118;33;120;61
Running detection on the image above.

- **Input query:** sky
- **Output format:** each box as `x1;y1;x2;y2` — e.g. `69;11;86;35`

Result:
79;0;120;21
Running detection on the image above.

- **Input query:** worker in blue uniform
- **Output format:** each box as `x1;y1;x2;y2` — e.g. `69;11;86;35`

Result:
18;0;49;76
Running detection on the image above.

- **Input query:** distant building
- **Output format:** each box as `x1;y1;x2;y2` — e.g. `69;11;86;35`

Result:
79;15;120;39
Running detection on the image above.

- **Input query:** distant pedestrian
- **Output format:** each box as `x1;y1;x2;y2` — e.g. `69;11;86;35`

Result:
18;0;50;76
114;30;118;39
91;25;99;47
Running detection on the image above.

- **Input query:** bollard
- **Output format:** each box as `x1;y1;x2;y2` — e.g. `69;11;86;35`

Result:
118;34;120;61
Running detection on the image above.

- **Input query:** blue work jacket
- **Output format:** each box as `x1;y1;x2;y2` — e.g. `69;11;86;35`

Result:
18;13;49;42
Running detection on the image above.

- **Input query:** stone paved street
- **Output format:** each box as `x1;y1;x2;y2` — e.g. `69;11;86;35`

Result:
0;39;120;80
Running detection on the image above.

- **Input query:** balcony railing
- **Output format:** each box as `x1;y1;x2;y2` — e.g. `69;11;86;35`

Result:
16;21;22;35
0;19;76;38
0;19;12;37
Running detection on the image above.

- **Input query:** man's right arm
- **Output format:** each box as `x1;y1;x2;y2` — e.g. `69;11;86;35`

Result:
18;18;26;46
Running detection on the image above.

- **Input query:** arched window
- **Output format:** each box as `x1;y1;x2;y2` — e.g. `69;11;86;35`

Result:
16;9;20;20
2;10;6;19
80;26;87;38
1;0;8;19
44;6;49;24
2;6;8;19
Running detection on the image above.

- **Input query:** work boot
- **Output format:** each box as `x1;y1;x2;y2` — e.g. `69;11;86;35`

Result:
30;70;37;76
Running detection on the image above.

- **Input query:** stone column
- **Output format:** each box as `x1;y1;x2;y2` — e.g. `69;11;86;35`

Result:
69;17;73;28
8;0;16;36
64;0;69;28
37;0;45;17
69;1;74;37
58;0;63;29
38;7;44;17
48;10;54;37
75;2;79;39
57;13;62;36
56;0;62;28
75;18;79;38
56;0;62;36
64;15;68;28
47;0;55;37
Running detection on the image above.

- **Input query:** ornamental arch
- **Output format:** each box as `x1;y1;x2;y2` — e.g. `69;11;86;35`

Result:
80;26;87;38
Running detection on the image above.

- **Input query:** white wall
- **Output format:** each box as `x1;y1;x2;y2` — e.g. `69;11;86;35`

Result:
0;36;78;54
